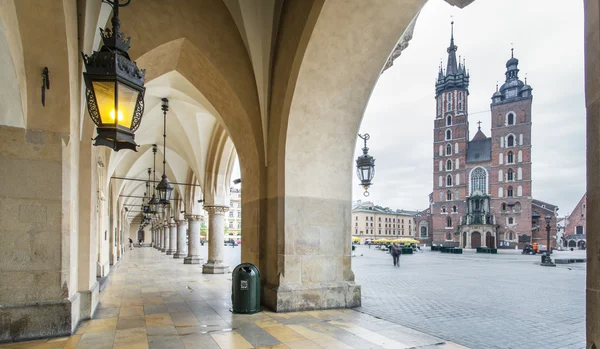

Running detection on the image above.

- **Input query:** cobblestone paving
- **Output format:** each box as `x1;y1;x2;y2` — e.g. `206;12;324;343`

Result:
351;246;586;349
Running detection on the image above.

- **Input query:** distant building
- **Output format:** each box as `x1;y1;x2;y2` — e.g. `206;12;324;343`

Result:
429;24;558;248
352;201;419;243
563;193;587;249
226;188;242;235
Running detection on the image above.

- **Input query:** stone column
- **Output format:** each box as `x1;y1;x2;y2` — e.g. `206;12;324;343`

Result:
174;219;188;258
164;223;171;253
466;231;472;249
203;206;229;274
184;214;202;264
166;222;177;255
161;225;167;252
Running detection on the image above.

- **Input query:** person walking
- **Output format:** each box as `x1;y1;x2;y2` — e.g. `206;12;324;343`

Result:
391;242;400;267
128;238;134;250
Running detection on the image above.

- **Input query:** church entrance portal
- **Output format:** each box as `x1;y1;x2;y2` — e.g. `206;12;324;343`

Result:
485;232;495;248
471;232;482;248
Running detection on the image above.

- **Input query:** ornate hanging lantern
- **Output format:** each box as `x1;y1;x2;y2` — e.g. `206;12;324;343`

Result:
156;98;173;205
356;133;375;197
148;144;160;213
81;0;146;151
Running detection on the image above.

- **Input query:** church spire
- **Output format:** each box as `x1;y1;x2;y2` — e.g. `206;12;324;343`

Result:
446;21;458;75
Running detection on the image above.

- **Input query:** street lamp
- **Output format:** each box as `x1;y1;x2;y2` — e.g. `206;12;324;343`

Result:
356;133;375;197
156;98;174;205
148;144;160;213
81;0;146;151
541;215;556;267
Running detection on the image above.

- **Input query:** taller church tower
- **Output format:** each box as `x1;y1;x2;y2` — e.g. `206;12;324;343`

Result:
431;23;470;241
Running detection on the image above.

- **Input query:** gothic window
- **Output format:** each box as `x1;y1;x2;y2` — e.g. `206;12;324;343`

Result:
439;145;443;156
507;169;514;181
446;175;452;186
501;203;507;211
446;217;452;227
442;206;446;213
507;135;515;147
439;176;443;187
509;231;514;240
446;143;452;155
420;226;427;238
446;115;452;126
518;150;523;162
470;167;487;194
508;217;514;225
455;143;459;154
456;173;460;185
452;205;457;213
455;158;460;169
498;169;504;182
507;112;515;125
517;185;523;196
499;153;503;164
507;186;514;197
498;187;504;197
446;92;452;111
447;190;452;201
446;129;452;140
517;167;522;180
458;92;463;110
446;232;452;240
446;159;452;171
507;151;514;164
439;160;443;171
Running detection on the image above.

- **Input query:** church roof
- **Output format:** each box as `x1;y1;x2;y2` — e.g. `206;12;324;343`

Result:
471;128;487;141
466;138;492;163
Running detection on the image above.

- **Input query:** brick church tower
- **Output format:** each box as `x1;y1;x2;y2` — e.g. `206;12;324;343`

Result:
431;22;470;241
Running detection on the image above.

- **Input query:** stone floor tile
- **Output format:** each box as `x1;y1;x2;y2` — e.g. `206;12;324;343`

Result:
262;325;307;343
285;340;322;349
166;302;192;313
75;331;115;349
310;335;355;349
170;311;201;327
210;331;254;349
85;318;118;333
147;336;185;349
117;316;147;331
145;313;173;327
142;296;164;305
113;327;148;348
286;325;327;340
146;325;179;336
120;306;145;318
234;322;281;347
63;334;82;349
143;304;168;315
121;298;144;307
179;332;221;349
255;345;290;349
94;307;121;319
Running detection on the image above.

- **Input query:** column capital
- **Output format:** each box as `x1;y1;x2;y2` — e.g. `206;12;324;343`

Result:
185;214;202;221
169;222;177;228
176;219;188;226
204;205;229;215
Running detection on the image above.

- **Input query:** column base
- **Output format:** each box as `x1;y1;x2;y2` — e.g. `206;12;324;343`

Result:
160;248;166;252
184;256;202;264
202;263;229;274
173;252;187;259
166;249;176;255
263;281;361;312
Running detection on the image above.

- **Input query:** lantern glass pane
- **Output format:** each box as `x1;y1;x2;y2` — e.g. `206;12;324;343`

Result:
92;81;116;125
362;168;370;182
117;82;139;129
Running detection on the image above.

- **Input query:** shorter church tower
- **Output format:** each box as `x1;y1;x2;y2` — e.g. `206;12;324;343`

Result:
489;49;533;246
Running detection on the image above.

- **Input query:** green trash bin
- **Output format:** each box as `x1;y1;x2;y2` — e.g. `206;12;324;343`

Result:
232;263;261;314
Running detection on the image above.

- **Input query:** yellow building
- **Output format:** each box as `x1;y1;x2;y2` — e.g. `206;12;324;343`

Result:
352;201;419;243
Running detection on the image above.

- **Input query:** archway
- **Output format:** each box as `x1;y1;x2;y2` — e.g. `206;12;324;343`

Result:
471;232;482;248
569;240;577;248
485;231;495;248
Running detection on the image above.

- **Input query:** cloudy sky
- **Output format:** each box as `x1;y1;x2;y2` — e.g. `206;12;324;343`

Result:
351;0;585;216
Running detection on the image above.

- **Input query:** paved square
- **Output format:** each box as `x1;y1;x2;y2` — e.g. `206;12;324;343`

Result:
351;245;586;349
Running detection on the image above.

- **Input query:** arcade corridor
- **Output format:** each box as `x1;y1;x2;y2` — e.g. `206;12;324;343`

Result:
0;248;464;349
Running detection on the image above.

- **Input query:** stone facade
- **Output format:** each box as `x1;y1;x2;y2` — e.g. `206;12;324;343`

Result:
351;201;418;243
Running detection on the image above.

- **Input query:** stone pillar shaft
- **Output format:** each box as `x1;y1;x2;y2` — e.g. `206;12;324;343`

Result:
166;223;177;255
184;215;202;264
174;220;188;258
203;206;229;274
161;226;167;252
